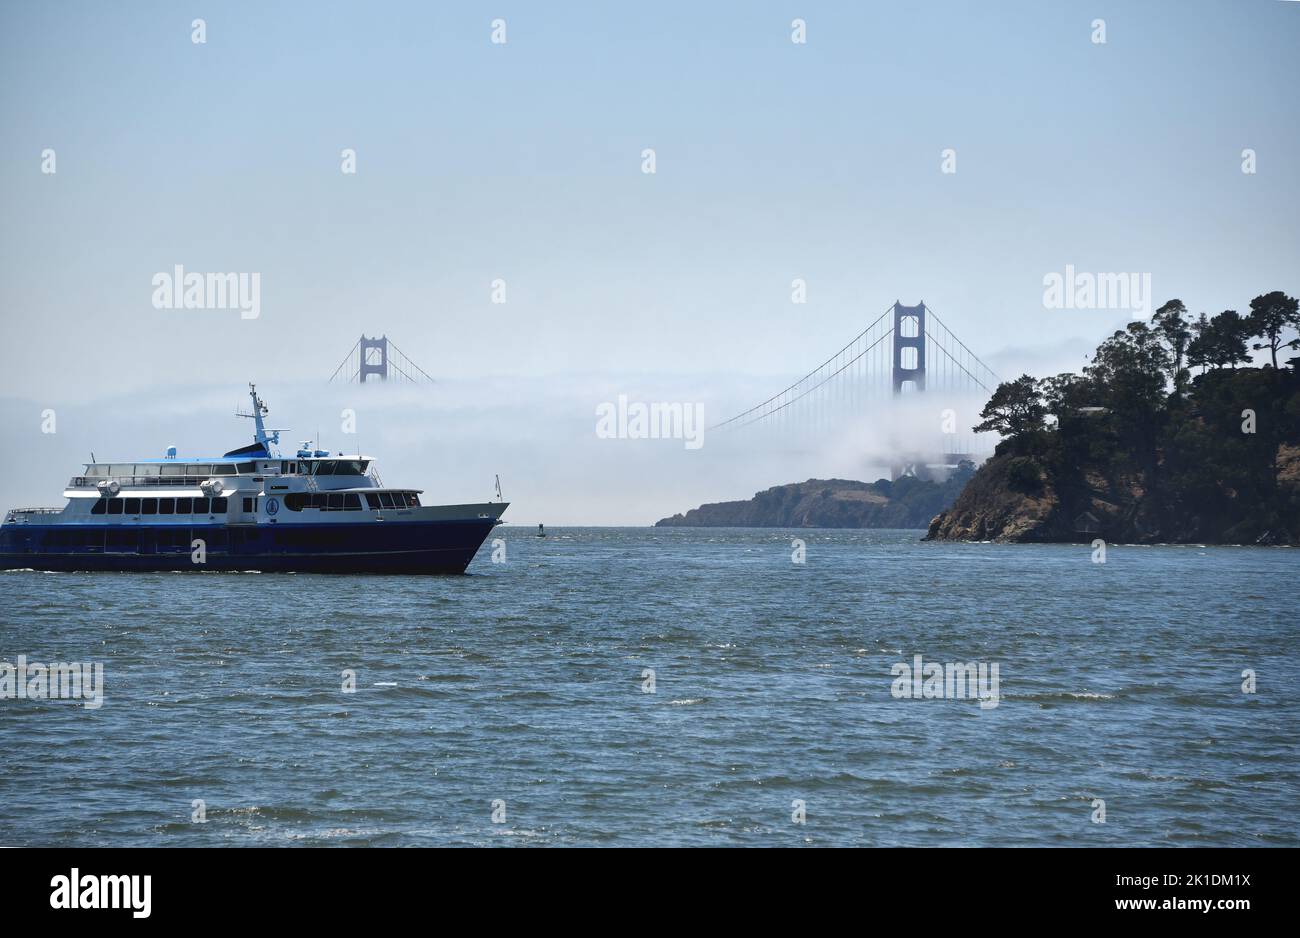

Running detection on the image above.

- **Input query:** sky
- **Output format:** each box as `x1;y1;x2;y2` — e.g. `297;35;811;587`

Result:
1;0;1297;523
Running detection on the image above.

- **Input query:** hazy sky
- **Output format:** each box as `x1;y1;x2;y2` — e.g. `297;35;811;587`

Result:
1;1;1297;523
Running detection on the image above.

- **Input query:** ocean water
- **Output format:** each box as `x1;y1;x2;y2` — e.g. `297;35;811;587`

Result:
1;527;1296;847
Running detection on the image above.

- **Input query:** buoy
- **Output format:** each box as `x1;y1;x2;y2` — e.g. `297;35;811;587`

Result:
538;523;545;537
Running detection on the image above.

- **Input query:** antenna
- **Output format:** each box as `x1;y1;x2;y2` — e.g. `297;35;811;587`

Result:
235;382;283;455
494;474;503;501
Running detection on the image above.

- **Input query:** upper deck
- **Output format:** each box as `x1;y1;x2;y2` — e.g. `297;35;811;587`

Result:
67;457;377;493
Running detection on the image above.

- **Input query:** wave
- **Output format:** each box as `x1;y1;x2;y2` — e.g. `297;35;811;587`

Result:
1002;691;1117;703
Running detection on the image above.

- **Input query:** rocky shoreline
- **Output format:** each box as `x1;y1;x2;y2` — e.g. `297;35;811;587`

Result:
656;473;972;529
925;446;1300;545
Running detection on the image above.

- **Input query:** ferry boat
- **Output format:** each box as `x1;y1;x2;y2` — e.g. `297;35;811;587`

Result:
0;385;508;574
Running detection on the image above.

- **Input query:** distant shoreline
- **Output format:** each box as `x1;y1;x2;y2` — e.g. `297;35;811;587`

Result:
655;475;973;530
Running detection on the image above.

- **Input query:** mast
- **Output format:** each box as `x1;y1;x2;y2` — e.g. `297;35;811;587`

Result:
236;383;284;456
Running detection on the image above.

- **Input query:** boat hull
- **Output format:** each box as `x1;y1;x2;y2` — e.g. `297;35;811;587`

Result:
0;517;502;575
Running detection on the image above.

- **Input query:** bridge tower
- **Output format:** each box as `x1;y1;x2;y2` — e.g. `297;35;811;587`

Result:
891;301;926;394
329;334;435;385
890;301;927;482
359;335;389;383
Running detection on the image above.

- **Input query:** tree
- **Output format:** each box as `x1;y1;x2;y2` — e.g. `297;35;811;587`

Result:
1215;311;1252;370
1247;291;1300;370
1084;322;1171;479
1153;299;1192;389
1085;321;1171;408
1188;310;1251;371
1038;372;1092;424
1187;313;1212;374
973;375;1046;440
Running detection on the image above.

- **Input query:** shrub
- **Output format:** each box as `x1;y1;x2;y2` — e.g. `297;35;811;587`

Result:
1006;457;1043;494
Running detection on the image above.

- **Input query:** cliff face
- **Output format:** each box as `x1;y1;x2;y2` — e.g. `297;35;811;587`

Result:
927;436;1300;545
922;454;1165;542
922;455;1060;542
656;473;970;529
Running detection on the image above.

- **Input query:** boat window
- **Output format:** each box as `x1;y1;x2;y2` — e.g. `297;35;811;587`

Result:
327;493;344;510
186;464;211;476
136;464;160;477
91;500;107;515
176;497;192;514
211;497;228;513
358;460;370;473
282;461;296;475
344;494;361;510
161;464;185;477
193;497;210;514
334;460;361;476
213;464;236;475
297;462;309;475
315;461;335;476
284;493;304;511
159;498;175;515
85;465;107;478
107;499;123;515
379;492;396;509
141;499;158;515
365;493;381;509
405;492;420;507
124;498;141;514
236;462;257;474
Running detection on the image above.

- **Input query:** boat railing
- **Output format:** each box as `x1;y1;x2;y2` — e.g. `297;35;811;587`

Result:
4;507;63;520
68;475;217;488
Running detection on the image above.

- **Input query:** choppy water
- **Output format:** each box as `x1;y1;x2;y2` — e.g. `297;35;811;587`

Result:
1;528;1296;846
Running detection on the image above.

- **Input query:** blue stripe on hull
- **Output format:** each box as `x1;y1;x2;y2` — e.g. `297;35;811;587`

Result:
0;520;498;574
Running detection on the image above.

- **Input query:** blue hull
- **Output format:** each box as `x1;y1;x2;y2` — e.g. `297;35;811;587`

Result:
0;519;499;574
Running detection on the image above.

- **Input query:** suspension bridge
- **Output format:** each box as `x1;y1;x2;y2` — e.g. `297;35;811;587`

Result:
328;335;435;385
710;301;1002;478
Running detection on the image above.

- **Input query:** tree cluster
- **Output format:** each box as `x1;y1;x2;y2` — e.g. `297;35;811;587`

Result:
971;290;1300;541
